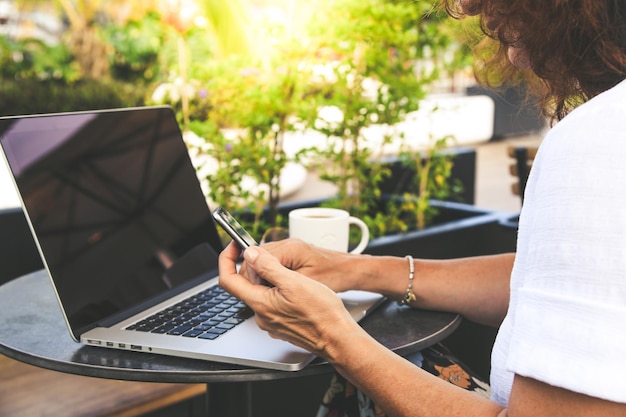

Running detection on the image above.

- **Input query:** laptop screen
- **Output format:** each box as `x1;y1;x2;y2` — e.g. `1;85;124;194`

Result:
0;107;223;336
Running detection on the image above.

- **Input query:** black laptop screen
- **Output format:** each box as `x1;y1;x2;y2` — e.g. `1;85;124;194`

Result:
0;107;223;337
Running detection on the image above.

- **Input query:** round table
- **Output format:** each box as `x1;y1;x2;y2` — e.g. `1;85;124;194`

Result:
0;270;461;416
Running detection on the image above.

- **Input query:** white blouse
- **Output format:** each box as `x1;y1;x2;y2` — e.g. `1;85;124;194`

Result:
490;79;626;406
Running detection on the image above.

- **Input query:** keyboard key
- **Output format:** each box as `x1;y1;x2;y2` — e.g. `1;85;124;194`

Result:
182;329;205;338
206;328;227;335
152;324;175;334
167;325;193;335
198;332;220;340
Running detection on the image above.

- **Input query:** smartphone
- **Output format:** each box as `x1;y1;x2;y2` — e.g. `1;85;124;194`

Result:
212;206;259;250
212;207;269;286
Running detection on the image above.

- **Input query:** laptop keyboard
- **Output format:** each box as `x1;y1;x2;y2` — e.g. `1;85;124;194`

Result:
126;286;253;340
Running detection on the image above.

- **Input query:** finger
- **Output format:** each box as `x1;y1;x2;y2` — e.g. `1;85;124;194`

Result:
218;242;259;300
218;241;241;276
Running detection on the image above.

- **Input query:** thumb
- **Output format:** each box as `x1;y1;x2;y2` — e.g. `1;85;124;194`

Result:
243;246;292;287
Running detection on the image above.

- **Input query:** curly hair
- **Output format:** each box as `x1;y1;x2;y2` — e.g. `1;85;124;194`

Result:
441;0;626;121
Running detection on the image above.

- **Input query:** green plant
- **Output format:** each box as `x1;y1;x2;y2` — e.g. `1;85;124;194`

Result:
0;78;147;116
0;37;80;82
0;23;149;117
148;0;320;234
182;53;317;235
399;135;462;230
294;0;463;234
102;12;165;83
341;134;462;239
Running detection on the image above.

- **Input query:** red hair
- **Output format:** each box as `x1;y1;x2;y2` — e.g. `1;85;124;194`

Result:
442;0;626;121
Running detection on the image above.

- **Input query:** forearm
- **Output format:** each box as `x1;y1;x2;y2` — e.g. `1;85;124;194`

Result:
351;253;514;327
325;324;506;417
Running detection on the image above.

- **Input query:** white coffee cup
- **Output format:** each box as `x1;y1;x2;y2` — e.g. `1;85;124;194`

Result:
288;207;370;254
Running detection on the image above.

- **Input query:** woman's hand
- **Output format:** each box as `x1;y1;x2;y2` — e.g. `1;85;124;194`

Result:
244;238;361;293
218;242;362;357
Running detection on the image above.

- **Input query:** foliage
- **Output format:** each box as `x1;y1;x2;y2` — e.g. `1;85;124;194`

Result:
0;77;147;117
398;136;462;230
149;0;320;233
173;51;318;234
317;136;462;239
151;0;467;237
198;0;257;59
0;30;147;117
292;0;461;234
0;37;80;82
102;12;165;82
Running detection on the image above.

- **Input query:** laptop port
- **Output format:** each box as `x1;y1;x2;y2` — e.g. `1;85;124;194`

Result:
130;345;142;351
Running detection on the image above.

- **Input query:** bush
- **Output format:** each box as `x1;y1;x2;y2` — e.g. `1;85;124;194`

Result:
0;78;148;117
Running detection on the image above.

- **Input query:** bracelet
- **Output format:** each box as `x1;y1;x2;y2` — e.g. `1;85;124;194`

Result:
399;255;416;305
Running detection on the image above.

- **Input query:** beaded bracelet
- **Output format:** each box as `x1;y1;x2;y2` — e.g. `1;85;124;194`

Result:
399;255;416;305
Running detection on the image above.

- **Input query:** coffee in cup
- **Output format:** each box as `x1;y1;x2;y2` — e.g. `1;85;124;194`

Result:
288;207;369;254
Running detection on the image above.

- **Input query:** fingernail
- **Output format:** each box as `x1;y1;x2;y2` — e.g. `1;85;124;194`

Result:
244;246;260;262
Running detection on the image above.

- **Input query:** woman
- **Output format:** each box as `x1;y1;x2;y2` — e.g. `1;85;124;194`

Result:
219;0;626;415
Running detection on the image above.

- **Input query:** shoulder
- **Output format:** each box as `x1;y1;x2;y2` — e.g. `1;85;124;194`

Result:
543;79;626;154
527;80;626;206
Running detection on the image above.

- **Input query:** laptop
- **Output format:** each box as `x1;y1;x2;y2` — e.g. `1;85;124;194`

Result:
0;106;384;371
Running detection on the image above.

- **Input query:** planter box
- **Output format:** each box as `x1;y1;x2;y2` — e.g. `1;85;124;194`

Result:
376;147;476;205
364;200;516;257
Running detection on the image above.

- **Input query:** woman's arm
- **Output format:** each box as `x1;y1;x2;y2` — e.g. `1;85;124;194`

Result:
394;254;514;327
261;239;514;327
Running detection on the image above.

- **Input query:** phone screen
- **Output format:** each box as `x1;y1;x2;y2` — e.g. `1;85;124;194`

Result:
212;207;259;249
212;207;271;286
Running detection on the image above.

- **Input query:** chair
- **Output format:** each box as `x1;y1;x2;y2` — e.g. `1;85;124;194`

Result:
507;145;538;205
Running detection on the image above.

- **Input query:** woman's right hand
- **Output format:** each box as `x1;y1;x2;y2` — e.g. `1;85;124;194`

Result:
218;242;365;358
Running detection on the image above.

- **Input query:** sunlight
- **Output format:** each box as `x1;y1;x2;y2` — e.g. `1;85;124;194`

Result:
160;0;202;32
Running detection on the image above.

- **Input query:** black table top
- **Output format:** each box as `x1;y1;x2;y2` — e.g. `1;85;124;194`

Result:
0;270;461;383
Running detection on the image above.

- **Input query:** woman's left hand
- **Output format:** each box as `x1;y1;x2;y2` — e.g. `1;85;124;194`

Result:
218;242;362;357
